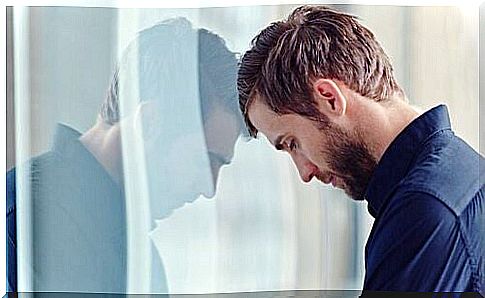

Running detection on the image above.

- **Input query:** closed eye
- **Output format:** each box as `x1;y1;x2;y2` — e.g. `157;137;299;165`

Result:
274;135;298;152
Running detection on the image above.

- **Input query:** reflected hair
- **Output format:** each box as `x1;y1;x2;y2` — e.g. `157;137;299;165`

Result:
100;18;240;126
237;5;405;137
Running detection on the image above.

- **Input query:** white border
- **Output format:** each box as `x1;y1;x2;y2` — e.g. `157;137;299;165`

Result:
2;0;484;8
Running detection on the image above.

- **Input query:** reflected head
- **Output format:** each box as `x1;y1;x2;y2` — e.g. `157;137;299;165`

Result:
100;17;242;132
99;18;243;186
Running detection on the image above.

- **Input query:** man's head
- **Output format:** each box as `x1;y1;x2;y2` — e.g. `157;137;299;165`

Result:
238;5;406;200
100;18;243;194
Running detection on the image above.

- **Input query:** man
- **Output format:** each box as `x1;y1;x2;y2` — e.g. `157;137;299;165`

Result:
7;17;242;293
237;5;484;293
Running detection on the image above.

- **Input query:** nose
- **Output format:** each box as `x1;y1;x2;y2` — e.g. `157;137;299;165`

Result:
202;187;216;199
292;154;318;183
201;174;216;199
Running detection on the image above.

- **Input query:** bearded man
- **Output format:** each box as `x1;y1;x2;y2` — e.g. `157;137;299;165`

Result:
237;5;484;293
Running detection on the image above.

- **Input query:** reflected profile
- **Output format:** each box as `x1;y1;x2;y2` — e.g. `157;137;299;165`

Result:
7;16;242;294
106;17;243;219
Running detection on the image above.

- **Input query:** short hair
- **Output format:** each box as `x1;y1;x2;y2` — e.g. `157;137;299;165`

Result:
100;18;240;125
237;5;404;137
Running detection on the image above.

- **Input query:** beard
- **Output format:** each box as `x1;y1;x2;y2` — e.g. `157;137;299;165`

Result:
318;122;377;201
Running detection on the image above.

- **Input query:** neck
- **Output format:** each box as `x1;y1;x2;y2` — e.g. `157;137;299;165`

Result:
356;97;420;162
79;119;124;185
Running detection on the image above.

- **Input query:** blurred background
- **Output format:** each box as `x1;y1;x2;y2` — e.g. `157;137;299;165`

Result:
6;3;480;294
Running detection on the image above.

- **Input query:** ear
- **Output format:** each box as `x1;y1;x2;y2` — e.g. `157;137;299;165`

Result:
312;79;347;118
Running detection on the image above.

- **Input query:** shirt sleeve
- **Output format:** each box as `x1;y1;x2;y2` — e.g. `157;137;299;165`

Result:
363;191;473;292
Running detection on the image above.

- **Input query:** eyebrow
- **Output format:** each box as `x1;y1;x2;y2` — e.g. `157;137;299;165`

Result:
273;134;285;151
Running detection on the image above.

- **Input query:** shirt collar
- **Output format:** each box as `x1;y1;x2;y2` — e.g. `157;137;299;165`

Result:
51;123;83;155
364;104;452;217
51;123;121;192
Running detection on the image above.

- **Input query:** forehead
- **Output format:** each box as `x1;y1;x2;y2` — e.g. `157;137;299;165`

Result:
248;97;322;146
204;103;241;157
247;97;307;146
247;98;280;137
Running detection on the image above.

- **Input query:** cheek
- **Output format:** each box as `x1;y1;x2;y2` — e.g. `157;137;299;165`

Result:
300;138;332;171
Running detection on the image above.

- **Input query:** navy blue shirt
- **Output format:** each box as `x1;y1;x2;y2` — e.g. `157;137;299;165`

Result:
363;105;485;293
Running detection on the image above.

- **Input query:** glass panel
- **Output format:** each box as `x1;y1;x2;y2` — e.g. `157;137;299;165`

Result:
7;4;479;295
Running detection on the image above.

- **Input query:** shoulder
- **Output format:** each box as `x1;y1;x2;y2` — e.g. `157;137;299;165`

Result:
365;191;471;291
373;190;456;242
368;190;457;263
368;190;459;265
7;151;62;202
402;131;484;216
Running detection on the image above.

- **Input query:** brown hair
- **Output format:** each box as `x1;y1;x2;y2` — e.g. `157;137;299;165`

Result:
237;5;404;137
